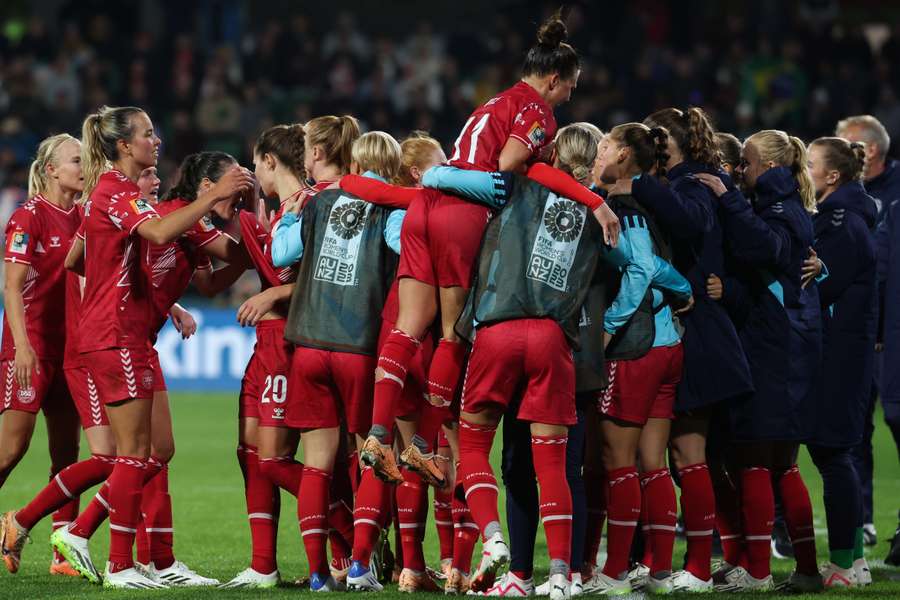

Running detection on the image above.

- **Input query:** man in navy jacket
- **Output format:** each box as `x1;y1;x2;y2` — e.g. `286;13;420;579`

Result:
836;115;900;559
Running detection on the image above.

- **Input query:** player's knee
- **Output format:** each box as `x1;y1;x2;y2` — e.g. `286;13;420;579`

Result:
0;442;28;475
152;442;175;464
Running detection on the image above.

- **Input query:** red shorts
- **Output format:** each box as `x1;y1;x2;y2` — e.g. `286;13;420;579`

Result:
462;318;576;426
398;191;492;288
239;319;293;426
80;348;156;404
0;359;70;415
599;343;683;425
377;319;435;419
65;366;109;428
285;346;375;435
148;348;166;393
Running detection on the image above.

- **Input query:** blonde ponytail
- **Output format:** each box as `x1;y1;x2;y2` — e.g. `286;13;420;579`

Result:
80;105;144;200
748;130;817;214
305;115;362;175
554;123;599;185
788;136;816;214
27;134;79;197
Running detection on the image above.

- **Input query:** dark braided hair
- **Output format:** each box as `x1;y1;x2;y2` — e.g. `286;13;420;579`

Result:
254;123;307;180
162;151;236;202
607;123;671;179
645;107;720;168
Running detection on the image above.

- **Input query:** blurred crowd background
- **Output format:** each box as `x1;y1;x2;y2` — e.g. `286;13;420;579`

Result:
0;0;899;303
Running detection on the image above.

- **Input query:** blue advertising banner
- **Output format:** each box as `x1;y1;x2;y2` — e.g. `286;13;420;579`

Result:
155;307;256;391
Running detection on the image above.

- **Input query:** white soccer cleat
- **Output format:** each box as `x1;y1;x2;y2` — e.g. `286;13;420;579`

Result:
311;573;346;592
710;560;735;585
150;560;219;586
853;557;872;586
347;561;384;592
716;568;774;592
480;571;535;596
627;562;649;585
483;532;511;574
548;573;569;600
821;562;857;588
50;527;101;584
220;567;279;589
670;569;713;592
569;572;583;596
644;574;674;595
102;563;168;589
581;570;631;595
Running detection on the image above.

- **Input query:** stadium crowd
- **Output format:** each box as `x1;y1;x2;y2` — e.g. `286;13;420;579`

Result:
0;1;898;597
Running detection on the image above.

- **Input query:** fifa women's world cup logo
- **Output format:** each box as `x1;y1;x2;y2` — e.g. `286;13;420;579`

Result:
543;201;584;243
328;200;367;239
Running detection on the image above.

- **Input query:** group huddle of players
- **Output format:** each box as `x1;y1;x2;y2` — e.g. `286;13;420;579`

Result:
0;10;896;597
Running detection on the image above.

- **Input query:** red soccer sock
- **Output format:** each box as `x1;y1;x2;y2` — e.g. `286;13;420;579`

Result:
17;455;114;531
397;469;428;572
107;457;150;573
329;462;355;552
741;467;774;579
583;465;607;575
259;455;304;497
416;404;450;454
348;450;361;494
351;467;386;566
639;486;653;568
136;521;150;565
69;458;162;540
426;339;467;408
452;495;478;574
641;468;676;575
713;472;745;567
371;330;421;438
298;466;331;577
602;466;640;579
778;465;817;576
434;487;455;562
679;463;715;581
238;445;279;574
458;419;500;537
142;462;174;569
532;435;572;566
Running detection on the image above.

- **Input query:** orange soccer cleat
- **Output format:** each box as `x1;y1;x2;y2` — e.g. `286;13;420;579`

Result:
0;511;30;574
399;444;447;488
360;436;404;484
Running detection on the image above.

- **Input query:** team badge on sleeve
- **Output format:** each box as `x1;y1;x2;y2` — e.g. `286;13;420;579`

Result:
527;121;546;147
7;229;28;255
198;216;215;232
130;199;155;214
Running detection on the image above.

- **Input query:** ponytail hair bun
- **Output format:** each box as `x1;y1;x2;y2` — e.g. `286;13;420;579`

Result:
536;14;567;48
522;9;580;81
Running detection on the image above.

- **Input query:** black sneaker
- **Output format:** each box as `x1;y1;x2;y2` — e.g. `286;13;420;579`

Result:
771;520;795;560
886;516;900;567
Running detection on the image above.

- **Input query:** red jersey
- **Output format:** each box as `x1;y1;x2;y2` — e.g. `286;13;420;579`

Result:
144;198;221;336
2;195;81;361
78;170;160;352
448;81;556;171
63;209;86;368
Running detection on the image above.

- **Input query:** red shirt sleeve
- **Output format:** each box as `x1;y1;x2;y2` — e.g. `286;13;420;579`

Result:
339;175;417;208
75;217;86;241
108;191;160;234
526;163;604;211
510;102;552;154
184;215;222;248
4;207;40;265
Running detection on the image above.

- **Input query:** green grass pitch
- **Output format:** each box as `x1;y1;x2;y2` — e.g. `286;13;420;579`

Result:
1;392;899;599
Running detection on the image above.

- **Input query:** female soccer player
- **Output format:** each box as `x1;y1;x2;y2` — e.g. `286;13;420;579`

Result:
695;130;821;592
361;12;619;490
223;122;323;590
49;105;252;589
0;134;83;575
587;123;693;595
617;107;753;591
805;137;877;587
271;130;409;592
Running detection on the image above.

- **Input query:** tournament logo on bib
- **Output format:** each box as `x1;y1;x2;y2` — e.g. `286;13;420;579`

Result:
329;200;367;239
315;195;373;286
527;194;585;291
